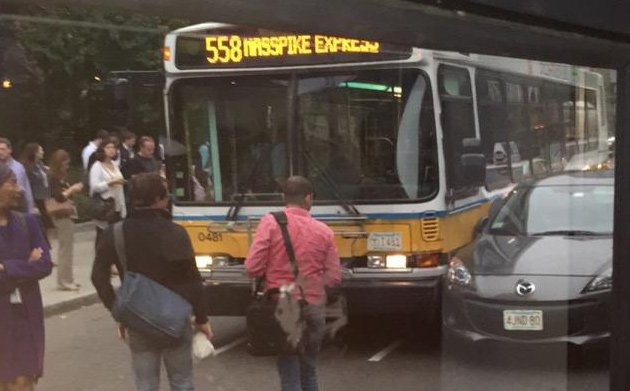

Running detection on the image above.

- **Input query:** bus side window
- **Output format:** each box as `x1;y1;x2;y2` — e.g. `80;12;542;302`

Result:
438;65;477;196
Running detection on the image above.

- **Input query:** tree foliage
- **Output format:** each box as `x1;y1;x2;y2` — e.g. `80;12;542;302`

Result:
0;5;188;156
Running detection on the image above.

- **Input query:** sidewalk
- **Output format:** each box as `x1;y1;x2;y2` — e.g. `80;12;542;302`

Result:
42;222;114;317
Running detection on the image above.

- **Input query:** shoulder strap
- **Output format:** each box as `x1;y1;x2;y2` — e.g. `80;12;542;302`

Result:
113;221;128;272
271;211;299;277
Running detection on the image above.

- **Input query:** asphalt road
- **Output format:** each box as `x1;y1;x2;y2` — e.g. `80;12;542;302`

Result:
37;305;608;391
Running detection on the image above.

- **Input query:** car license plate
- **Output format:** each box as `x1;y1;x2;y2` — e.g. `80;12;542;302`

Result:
503;310;543;331
367;232;402;251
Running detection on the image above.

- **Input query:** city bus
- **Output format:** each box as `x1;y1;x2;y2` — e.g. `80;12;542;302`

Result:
161;22;609;320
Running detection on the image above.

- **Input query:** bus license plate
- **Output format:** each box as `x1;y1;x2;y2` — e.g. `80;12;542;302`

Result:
367;232;402;251
503;310;543;331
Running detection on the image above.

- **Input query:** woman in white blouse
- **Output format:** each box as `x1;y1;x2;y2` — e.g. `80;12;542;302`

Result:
89;138;126;247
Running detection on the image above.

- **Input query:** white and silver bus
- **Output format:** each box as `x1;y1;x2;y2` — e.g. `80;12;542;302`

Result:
161;23;609;319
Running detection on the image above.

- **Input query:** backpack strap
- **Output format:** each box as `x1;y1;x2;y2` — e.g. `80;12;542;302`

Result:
113;221;128;273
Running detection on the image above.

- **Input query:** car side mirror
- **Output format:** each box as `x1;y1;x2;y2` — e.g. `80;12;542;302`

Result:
474;216;489;236
488;197;505;219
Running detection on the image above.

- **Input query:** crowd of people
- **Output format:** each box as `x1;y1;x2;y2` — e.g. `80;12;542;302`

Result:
0;129;340;391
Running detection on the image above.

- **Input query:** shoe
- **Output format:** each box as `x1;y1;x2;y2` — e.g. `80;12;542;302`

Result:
58;283;80;291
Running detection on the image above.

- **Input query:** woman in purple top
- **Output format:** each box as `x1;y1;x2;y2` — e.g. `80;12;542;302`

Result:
0;163;52;390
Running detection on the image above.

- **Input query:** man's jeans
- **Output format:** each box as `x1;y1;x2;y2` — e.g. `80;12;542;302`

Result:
277;305;326;391
128;329;194;391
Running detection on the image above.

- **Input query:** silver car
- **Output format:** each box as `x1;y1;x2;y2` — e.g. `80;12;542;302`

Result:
443;170;613;345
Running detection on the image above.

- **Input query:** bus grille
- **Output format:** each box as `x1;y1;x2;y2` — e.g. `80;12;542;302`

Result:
421;218;440;241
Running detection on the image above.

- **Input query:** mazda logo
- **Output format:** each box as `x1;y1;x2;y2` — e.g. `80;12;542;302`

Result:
515;280;536;296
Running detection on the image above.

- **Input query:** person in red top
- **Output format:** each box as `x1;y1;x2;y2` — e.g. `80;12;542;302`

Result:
245;175;341;391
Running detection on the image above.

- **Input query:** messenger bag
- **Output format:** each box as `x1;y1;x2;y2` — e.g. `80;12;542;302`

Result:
111;221;192;347
246;211;306;356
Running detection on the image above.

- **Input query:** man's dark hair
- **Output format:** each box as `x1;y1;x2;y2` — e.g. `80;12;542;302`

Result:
130;172;168;207
95;129;109;141
0;137;12;149
121;130;136;142
283;176;313;206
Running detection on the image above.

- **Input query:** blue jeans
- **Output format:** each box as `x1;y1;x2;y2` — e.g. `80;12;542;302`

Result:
277;305;326;391
128;329;194;391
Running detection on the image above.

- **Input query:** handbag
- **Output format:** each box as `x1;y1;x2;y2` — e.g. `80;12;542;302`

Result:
45;197;75;218
110;221;193;347
246;212;306;356
88;194;117;222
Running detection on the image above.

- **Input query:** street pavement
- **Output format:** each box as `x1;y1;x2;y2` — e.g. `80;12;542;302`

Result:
37;227;610;391
39;305;609;391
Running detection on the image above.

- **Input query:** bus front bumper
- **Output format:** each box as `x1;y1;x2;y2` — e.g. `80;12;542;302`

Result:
200;266;447;316
341;266;447;315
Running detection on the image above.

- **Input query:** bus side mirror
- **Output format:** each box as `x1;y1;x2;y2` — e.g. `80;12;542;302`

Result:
460;153;486;187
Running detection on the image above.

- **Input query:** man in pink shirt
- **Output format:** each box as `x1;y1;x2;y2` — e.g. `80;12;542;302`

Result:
245;176;341;391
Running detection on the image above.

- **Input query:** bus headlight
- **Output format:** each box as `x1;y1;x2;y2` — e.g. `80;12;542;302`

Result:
195;255;213;269
367;255;408;268
385;254;407;269
367;255;385;268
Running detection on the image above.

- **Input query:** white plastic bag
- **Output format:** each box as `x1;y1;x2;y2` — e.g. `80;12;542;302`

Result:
192;331;215;360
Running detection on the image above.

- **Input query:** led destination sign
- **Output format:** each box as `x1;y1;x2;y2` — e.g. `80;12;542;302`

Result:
175;30;413;69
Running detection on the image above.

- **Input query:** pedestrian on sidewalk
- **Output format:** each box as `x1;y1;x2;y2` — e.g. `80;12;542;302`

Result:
20;143;53;231
0;163;53;391
245;176;341;391
121;136;162;179
92;172;213;391
89;137;126;250
0;138;35;214
48;150;84;291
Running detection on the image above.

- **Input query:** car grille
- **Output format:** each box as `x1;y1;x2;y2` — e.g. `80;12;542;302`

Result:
462;298;610;340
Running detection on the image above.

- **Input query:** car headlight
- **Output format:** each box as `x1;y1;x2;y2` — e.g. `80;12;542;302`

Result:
447;257;472;287
195;255;213;269
583;269;613;293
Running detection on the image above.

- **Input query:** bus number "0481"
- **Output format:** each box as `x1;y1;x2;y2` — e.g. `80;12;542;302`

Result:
198;231;223;242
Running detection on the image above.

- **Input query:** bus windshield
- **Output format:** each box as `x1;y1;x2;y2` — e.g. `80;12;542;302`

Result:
170;68;438;204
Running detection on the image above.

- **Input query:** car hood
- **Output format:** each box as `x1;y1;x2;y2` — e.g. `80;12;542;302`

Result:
463;234;612;277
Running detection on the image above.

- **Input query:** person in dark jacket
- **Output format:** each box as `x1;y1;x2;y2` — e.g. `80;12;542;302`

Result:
91;172;212;391
0;163;53;391
118;130;137;172
20;143;53;230
121;136;162;179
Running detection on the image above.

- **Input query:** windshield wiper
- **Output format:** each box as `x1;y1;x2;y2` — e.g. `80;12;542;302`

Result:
531;230;608;236
303;150;361;216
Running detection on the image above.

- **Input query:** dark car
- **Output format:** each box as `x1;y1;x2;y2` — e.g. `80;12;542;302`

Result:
443;170;613;345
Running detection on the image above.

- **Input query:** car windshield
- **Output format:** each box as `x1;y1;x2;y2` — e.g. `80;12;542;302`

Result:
490;183;614;236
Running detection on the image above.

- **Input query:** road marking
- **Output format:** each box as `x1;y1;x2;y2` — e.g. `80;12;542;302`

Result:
214;336;247;356
367;340;402;362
